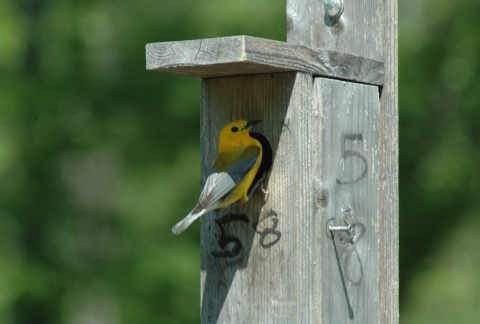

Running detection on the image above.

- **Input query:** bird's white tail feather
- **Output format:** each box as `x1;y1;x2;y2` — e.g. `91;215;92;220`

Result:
172;209;207;235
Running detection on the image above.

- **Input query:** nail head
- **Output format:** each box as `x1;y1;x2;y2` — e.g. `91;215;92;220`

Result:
324;0;344;18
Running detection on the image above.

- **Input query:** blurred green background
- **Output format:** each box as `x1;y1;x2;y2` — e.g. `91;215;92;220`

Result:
1;0;479;323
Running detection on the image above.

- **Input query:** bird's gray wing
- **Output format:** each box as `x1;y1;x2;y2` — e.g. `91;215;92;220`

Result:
172;172;236;235
196;172;236;210
223;154;259;184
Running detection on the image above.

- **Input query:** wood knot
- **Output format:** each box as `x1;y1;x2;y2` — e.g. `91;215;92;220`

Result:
316;189;329;208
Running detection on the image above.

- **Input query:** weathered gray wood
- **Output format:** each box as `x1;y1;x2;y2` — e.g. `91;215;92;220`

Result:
315;78;380;323
199;73;386;324
200;72;320;323
286;0;399;322
146;36;384;86
378;0;399;322
287;0;384;61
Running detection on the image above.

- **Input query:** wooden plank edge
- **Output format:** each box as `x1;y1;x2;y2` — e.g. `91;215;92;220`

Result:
146;35;384;86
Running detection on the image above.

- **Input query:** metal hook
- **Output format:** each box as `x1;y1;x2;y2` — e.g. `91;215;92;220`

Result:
328;222;353;233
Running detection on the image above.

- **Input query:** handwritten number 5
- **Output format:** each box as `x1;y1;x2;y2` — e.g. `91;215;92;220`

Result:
211;214;249;258
336;134;368;185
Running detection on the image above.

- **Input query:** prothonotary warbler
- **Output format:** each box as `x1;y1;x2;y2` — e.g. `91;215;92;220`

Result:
172;119;270;235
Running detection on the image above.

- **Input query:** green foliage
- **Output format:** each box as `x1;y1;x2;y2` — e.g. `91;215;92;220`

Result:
399;0;480;322
0;0;285;322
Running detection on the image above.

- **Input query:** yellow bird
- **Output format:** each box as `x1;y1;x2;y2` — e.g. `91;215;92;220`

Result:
172;119;265;235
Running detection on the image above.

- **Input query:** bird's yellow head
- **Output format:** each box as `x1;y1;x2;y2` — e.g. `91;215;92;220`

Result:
218;119;261;148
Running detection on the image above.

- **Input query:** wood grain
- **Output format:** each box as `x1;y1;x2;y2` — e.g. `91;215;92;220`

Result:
200;72;319;323
287;0;384;61
286;0;399;322
146;36;384;86
199;73;386;323
378;0;399;322
314;78;381;323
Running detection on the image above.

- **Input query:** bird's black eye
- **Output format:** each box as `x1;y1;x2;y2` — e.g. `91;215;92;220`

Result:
231;126;239;132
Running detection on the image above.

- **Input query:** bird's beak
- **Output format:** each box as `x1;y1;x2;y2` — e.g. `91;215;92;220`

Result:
243;120;261;130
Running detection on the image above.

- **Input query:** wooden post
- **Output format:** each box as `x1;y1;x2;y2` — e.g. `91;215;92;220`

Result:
146;0;398;323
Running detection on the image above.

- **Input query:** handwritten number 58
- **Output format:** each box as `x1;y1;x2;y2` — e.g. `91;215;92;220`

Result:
211;210;281;258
